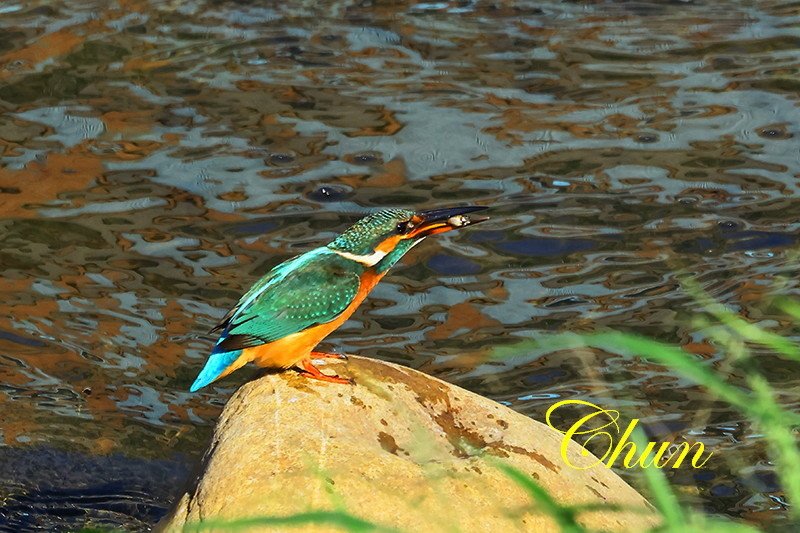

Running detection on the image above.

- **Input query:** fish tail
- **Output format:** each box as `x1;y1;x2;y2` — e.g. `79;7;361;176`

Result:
189;349;245;392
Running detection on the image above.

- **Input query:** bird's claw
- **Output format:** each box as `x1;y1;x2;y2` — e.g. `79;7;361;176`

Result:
311;351;348;361
299;358;353;385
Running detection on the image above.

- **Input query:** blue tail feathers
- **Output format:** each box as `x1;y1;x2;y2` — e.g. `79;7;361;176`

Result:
189;349;243;392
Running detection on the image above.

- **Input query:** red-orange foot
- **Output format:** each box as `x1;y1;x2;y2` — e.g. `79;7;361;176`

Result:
298;358;353;385
310;351;348;360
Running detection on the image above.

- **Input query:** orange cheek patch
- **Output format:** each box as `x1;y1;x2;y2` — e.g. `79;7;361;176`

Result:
376;234;404;253
376;221;455;251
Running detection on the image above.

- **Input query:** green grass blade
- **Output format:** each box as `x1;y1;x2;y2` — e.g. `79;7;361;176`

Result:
680;276;800;361
627;426;685;526
494;462;586;533
587;332;752;410
747;376;800;521
184;511;399;533
775;297;800;323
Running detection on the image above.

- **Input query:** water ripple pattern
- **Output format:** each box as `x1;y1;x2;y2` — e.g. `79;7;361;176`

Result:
1;0;799;530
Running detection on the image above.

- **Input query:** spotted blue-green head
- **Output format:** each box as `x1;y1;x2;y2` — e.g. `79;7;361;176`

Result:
328;206;489;272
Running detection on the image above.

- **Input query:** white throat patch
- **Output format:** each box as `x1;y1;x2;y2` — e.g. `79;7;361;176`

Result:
332;248;388;266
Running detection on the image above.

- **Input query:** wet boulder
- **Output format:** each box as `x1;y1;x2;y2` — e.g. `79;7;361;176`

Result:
163;356;659;532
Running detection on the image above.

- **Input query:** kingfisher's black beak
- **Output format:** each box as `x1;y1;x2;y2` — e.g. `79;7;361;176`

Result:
410;205;489;237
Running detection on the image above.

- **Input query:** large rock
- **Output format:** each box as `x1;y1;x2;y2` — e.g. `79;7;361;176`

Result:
164;356;659;532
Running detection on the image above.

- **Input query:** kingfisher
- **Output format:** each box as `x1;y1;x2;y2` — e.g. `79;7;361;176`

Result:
189;206;488;392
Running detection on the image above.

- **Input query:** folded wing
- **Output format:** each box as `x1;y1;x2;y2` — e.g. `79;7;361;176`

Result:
211;252;361;354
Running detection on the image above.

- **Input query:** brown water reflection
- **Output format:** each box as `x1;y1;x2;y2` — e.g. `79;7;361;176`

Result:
1;0;799;530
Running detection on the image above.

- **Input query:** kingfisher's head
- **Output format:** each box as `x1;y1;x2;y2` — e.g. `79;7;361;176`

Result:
328;206;488;272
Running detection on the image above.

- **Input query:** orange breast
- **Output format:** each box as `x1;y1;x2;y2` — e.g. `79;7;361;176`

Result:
244;270;386;369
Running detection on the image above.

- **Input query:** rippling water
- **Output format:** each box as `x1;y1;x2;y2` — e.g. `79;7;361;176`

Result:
1;0;799;530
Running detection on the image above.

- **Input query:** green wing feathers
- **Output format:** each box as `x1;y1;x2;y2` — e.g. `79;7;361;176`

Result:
209;269;280;334
212;251;362;353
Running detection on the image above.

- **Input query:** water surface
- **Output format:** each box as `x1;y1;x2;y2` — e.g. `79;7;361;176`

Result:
1;0;799;530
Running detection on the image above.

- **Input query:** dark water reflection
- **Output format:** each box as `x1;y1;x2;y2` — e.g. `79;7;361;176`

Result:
1;0;799;530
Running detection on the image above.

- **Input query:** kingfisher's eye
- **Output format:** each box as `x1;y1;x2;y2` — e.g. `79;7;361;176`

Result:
396;221;413;234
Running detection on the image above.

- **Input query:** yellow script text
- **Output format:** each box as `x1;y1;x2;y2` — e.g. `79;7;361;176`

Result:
545;399;713;470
